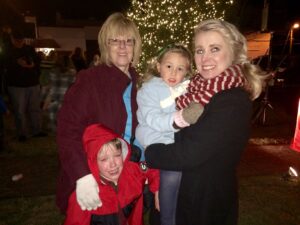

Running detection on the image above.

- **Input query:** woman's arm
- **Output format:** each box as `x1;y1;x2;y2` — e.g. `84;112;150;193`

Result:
145;88;252;171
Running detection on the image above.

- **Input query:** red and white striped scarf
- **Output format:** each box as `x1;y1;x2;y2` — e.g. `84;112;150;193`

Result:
176;64;245;110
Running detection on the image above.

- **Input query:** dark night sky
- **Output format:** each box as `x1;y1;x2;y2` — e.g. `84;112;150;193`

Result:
0;0;299;32
0;0;131;26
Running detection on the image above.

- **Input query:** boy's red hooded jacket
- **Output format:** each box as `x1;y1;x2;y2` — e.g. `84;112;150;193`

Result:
64;124;159;225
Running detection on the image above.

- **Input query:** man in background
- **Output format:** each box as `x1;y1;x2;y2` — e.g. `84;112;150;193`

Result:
5;28;46;142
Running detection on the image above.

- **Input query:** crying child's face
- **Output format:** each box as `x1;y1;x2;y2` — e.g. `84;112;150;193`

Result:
97;144;124;184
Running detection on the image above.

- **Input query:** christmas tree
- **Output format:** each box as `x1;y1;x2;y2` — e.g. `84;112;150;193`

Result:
127;0;234;71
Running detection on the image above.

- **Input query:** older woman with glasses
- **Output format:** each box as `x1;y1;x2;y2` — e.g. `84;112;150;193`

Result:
56;12;142;213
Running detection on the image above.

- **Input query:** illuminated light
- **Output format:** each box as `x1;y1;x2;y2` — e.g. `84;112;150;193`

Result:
292;23;299;29
290;98;300;152
289;167;298;177
36;47;55;56
289;23;299;54
282;166;299;182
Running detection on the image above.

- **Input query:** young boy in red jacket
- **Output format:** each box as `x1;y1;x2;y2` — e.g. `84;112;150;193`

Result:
63;123;159;225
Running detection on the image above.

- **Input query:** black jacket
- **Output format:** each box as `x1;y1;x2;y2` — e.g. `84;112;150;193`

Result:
6;44;40;87
145;88;252;225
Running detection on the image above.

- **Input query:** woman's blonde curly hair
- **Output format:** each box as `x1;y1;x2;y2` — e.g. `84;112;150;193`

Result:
194;19;270;100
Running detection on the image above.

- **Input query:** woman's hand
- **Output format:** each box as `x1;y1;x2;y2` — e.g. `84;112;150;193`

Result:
76;174;102;210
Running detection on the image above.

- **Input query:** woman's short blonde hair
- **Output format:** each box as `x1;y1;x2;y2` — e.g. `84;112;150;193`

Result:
98;12;142;67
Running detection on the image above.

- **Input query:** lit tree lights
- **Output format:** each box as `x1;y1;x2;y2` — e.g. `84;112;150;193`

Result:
127;0;234;71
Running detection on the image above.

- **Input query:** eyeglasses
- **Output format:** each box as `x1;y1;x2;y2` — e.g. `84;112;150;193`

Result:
108;38;135;46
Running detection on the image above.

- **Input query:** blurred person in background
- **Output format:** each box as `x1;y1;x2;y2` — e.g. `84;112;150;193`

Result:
38;50;57;107
43;54;76;132
89;53;101;67
0;24;12;95
0;94;9;151
71;47;87;72
5;28;46;142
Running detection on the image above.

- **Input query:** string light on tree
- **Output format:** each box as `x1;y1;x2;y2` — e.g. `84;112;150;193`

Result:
127;0;234;71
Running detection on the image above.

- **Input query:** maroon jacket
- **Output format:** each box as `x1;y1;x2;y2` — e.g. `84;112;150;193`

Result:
56;64;139;213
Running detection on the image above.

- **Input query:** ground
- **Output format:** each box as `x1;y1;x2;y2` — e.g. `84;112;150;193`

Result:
0;84;300;224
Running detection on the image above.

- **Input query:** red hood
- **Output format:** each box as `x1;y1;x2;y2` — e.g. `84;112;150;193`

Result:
82;124;130;185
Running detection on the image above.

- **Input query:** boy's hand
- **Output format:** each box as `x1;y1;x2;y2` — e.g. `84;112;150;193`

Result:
154;191;160;211
76;174;102;210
